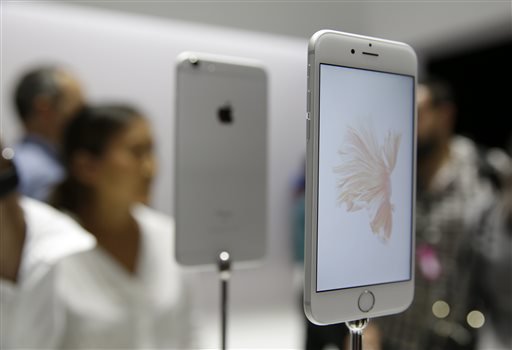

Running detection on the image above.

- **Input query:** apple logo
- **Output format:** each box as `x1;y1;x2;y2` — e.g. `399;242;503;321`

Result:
217;103;233;124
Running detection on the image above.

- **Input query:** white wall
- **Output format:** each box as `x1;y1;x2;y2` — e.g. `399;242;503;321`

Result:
1;1;307;217
64;0;511;53
1;2;307;347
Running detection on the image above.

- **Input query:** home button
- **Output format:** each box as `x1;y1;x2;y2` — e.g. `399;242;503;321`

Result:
358;290;375;312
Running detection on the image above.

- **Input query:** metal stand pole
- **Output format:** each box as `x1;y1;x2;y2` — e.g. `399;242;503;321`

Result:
218;251;231;350
346;318;369;350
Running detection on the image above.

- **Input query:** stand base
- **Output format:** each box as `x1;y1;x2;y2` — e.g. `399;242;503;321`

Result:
218;251;231;350
346;318;369;350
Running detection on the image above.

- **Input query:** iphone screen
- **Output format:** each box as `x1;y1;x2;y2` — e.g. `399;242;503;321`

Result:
316;64;414;292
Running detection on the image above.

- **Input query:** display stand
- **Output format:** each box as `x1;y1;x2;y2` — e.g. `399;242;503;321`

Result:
218;251;231;350
346;318;369;350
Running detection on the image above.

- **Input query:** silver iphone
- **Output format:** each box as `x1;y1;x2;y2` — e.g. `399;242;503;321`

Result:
304;30;417;324
174;52;267;267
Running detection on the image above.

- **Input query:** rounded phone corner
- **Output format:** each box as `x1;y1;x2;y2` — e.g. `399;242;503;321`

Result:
387;282;415;317
401;42;418;60
247;64;268;86
174;249;196;267
174;253;188;267
303;295;333;326
397;43;418;72
303;301;324;326
176;51;194;65
402;283;415;312
308;29;337;53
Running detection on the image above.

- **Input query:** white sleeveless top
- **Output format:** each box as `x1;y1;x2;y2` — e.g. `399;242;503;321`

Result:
56;205;193;349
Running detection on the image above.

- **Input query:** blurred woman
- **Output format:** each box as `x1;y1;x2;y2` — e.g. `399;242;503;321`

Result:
51;105;193;348
1;137;94;349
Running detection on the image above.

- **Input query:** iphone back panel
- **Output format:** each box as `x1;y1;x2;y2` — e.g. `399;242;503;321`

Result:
175;52;267;267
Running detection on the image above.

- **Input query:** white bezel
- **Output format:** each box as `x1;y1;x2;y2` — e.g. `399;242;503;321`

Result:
304;30;417;325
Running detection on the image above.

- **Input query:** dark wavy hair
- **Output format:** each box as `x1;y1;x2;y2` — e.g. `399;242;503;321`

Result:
51;104;142;212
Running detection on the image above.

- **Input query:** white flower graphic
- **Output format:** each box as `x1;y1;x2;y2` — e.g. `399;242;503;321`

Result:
334;124;401;241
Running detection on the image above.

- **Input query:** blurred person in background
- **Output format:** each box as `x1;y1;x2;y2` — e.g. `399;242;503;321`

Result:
475;137;512;349
12;66;84;202
1;138;93;349
50;105;194;349
377;79;511;350
0;142;25;285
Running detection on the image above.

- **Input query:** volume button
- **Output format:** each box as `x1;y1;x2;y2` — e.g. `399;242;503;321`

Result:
306;117;311;141
307;90;311;112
